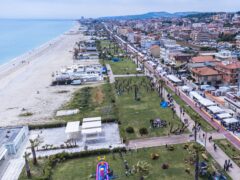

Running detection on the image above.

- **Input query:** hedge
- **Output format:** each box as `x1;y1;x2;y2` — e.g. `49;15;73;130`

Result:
32;147;126;180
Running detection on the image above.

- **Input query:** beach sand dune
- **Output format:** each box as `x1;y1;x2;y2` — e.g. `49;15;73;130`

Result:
0;31;87;127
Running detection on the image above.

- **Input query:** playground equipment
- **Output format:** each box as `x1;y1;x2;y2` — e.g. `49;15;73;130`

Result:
96;156;110;180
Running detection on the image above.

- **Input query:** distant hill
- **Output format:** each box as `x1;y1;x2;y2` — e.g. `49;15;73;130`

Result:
99;11;201;20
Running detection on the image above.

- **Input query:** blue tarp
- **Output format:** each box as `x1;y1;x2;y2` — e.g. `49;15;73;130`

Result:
160;101;168;108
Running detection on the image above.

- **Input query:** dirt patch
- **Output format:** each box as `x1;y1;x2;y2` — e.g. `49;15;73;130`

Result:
92;87;104;105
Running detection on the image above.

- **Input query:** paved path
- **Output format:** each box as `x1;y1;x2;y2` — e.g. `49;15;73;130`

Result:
114;74;146;78
106;64;115;83
128;134;191;149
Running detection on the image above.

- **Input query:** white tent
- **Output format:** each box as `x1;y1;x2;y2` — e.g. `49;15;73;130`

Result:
167;75;182;83
189;91;204;101
223;118;239;126
198;98;216;107
181;86;192;92
217;113;232;119
207;106;225;114
65;121;80;139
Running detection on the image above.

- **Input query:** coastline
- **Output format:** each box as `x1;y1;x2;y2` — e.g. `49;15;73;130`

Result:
0;21;88;127
0;22;78;79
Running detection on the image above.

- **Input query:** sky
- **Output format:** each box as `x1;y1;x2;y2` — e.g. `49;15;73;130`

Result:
0;0;240;19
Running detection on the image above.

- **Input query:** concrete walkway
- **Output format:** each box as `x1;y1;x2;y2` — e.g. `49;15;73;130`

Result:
106;64;115;83
128;134;191;149
114;74;146;78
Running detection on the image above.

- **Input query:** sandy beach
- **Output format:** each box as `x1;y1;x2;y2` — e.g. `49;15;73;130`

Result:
0;24;90;127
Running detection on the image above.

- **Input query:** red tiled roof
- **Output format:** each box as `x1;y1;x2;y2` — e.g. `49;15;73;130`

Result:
192;67;220;76
192;56;215;63
215;61;240;69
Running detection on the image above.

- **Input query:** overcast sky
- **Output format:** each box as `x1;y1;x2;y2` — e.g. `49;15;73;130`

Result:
0;0;239;19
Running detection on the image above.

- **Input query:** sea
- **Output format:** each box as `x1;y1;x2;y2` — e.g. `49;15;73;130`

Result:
0;19;74;65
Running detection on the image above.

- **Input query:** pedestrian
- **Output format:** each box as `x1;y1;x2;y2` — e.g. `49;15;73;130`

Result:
213;143;217;151
208;136;212;142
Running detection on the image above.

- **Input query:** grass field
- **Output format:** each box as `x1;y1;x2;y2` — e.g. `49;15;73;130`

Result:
115;77;187;140
164;86;215;132
101;58;138;75
19;144;229;180
57;83;117;122
214;139;240;167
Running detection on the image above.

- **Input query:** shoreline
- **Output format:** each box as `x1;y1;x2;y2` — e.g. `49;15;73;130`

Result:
0;22;79;78
0;21;88;127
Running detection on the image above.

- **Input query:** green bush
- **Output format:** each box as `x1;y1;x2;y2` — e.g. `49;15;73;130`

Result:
139;127;148;136
126;127;134;133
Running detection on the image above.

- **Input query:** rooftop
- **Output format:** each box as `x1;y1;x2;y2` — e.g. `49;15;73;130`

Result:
216;61;240;69
192;67;220;76
191;56;216;63
0;126;22;145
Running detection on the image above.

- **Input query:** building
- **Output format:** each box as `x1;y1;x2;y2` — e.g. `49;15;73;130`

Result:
215;50;232;61
150;45;160;58
0;126;29;155
191;55;217;64
191;31;210;42
215;61;240;85
236;35;240;49
191;67;222;86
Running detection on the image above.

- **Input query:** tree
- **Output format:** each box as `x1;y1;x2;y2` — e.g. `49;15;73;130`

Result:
29;136;43;165
23;152;31;178
158;79;165;98
132;160;151;179
134;84;139;101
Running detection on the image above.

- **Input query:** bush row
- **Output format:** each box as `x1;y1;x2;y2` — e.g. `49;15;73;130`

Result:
35;147;126;180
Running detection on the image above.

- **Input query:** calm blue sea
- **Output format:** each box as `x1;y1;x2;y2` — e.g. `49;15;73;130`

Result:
0;19;74;65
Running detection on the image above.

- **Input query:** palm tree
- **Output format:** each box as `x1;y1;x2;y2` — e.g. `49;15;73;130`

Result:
23;152;31;178
132;160;152;180
158;79;165;98
29;136;43;165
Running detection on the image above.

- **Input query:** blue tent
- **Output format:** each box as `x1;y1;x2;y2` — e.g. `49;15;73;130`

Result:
112;57;121;62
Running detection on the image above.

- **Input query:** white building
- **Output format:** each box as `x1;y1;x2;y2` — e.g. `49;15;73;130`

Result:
0;126;29;155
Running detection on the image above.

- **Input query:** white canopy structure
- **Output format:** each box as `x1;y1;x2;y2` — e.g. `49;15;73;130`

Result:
216;113;232;119
167;75;182;84
223;118;239;126
181;86;192;92
198;98;216;107
81;117;102;135
65;121;80;139
189;91;204;101
207;106;225;114
0;146;7;161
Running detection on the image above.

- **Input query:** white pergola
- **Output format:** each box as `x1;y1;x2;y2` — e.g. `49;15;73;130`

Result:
65;121;80;139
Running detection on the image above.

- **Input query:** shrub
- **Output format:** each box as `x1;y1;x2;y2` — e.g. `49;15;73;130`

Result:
126;127;134;133
162;163;169;169
151;153;159;160
139;128;148;136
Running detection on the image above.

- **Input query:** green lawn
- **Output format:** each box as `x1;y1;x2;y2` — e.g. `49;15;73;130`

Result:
164;86;215;132
19;144;229;180
101;58;138;75
214;139;240;167
56;83;117;122
115;77;187;140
